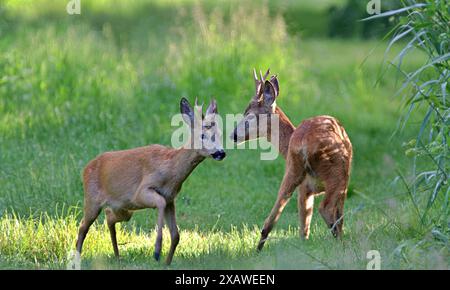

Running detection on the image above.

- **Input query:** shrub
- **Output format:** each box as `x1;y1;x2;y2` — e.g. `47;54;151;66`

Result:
370;0;449;232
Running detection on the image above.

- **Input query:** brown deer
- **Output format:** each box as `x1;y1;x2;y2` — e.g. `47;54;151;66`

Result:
76;98;225;265
231;69;352;251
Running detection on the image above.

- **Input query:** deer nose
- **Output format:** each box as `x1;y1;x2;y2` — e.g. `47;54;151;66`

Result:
211;150;226;161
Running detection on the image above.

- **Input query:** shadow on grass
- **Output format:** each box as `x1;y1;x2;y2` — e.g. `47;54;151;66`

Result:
77;234;334;270
0;208;345;269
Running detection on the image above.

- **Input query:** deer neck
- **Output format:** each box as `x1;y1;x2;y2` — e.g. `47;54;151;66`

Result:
172;146;205;183
270;106;295;159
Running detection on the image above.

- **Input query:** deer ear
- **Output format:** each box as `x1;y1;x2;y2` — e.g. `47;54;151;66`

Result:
180;97;194;125
269;75;279;97
205;99;218;115
262;80;276;106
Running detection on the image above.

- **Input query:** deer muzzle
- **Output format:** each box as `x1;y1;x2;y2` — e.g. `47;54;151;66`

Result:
211;150;226;161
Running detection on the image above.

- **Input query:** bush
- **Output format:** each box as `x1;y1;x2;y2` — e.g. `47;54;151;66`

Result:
328;0;401;38
375;0;449;235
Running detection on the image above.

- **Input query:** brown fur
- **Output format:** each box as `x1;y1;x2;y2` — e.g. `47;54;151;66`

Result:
233;70;352;251
76;98;224;265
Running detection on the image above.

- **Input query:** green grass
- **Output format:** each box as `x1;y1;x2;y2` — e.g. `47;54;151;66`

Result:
0;0;448;269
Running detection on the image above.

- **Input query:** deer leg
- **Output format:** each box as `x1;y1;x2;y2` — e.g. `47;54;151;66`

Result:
134;187;166;261
332;189;347;238
298;180;315;240
154;204;166;261
105;208;132;258
258;157;305;251
76;199;101;255
319;183;347;239
105;209;119;258
164;202;180;265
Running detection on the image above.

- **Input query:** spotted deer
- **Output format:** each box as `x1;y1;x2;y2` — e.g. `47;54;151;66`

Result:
76;98;226;265
231;69;352;251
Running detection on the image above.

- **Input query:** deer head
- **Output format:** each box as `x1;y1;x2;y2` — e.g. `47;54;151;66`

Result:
180;97;226;160
231;68;280;143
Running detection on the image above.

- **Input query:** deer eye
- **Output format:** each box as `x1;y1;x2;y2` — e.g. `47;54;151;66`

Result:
203;122;215;130
201;134;206;140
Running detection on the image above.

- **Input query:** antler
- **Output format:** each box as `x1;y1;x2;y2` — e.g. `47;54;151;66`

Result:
253;68;262;96
194;97;204;108
253;68;259;83
260;68;270;82
253;68;271;96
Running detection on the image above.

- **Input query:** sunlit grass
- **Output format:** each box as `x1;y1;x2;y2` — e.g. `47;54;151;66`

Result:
0;209;284;269
0;196;447;270
0;0;447;269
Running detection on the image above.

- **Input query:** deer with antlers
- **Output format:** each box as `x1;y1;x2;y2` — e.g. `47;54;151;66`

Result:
76;98;225;265
231;69;352;250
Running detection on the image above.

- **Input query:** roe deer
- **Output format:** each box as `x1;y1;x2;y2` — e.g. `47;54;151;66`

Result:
76;98;225;265
231;69;352;251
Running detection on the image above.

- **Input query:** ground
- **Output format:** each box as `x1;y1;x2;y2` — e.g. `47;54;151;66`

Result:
0;0;447;269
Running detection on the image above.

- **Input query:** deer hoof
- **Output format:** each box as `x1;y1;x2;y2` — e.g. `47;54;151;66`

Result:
257;240;266;252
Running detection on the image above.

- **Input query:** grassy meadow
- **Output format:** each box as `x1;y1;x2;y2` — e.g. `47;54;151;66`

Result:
0;0;448;269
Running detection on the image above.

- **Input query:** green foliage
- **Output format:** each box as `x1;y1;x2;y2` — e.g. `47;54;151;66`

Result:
373;0;449;238
0;0;447;269
328;0;401;38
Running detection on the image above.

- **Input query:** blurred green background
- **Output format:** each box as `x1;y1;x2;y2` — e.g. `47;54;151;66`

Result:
0;0;447;269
